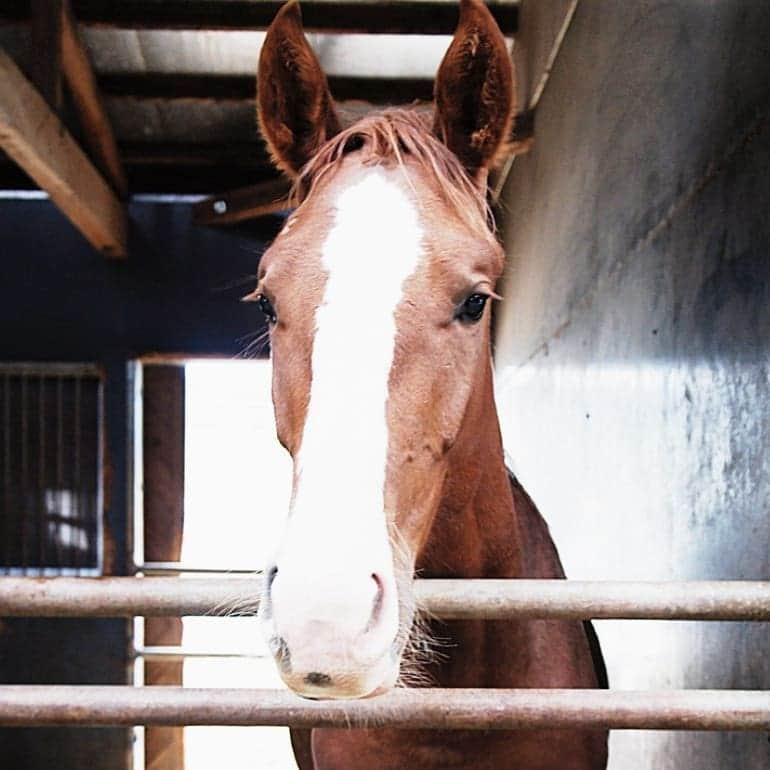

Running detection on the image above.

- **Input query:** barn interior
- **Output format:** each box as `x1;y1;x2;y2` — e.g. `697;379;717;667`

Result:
0;2;768;769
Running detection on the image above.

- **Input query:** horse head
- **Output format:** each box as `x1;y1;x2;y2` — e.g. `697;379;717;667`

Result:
253;0;515;699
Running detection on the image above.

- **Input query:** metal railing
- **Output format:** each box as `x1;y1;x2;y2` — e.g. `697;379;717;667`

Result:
0;686;767;730
0;576;768;730
0;577;768;620
134;562;261;575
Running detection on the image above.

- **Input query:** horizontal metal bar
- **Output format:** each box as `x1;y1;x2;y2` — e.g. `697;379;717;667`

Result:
133;646;267;660
1;578;769;620
135;562;261;575
0;686;767;730
420;579;770;621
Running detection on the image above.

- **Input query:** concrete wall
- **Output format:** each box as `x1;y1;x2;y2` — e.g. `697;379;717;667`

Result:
0;199;276;770
494;2;769;768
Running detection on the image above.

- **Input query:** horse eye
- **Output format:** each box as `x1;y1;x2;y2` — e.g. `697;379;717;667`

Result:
456;293;488;323
257;294;277;324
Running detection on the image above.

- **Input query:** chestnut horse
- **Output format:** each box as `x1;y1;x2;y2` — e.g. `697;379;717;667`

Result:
251;1;608;768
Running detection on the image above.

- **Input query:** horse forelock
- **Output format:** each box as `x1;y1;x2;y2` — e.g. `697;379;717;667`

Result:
292;108;495;242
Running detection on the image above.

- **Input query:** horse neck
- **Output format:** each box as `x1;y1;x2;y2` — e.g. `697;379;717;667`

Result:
416;358;523;580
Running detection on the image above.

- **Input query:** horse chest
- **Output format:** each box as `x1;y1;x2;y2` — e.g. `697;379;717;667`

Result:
311;729;498;770
310;727;606;770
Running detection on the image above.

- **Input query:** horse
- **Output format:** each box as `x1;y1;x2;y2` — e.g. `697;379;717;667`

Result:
249;1;609;767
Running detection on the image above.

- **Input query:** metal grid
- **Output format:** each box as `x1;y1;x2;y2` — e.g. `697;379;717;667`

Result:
0;363;104;575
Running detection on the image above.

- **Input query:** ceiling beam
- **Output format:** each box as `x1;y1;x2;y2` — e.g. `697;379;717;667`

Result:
193;178;291;226
27;0;64;110
99;74;435;106
192;109;533;225
2;111;531;198
0;50;127;257
1;1;518;35
0;150;275;195
119;141;272;168
60;0;127;195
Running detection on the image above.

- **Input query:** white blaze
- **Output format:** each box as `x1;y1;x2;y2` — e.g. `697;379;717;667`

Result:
271;169;423;668
292;168;423;542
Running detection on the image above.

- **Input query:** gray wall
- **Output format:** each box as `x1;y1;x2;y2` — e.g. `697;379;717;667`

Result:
494;2;769;768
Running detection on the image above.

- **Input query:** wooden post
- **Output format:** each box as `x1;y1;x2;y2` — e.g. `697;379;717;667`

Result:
142;365;186;770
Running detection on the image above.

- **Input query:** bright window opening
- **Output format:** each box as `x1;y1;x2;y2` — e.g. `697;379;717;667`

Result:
172;360;293;769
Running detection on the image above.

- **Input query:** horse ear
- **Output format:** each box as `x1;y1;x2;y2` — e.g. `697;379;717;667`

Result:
433;0;515;182
257;0;340;176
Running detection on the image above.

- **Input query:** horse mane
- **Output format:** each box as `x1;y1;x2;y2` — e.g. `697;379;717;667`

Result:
292;109;495;239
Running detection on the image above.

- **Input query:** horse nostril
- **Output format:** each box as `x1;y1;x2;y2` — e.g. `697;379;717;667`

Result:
261;566;279;620
364;572;385;633
269;635;292;673
304;671;333;687
266;565;278;597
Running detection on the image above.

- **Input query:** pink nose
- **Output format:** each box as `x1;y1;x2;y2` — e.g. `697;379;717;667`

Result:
263;566;399;698
265;569;387;643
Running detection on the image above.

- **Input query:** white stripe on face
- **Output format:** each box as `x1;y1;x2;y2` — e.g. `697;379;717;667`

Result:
265;167;424;695
292;167;424;535
271;167;423;645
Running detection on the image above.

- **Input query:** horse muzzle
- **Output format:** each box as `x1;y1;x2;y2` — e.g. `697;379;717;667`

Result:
261;563;402;699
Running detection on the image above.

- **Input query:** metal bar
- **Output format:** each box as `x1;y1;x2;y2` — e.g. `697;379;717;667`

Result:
416;579;770;621
1;578;769;620
0;686;767;730
37;374;45;567
55;375;64;567
1;373;10;567
133;646;267;661
136;562;261;575
20;373;28;568
73;373;81;568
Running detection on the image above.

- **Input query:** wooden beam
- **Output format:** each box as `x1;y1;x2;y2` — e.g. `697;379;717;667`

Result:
100;73;435;106
119;141;272;167
0;50;127;257
191;108;531;223
0;150;274;195
193;178;291;225
60;0;127;195
0;1;516;35
28;0;63;110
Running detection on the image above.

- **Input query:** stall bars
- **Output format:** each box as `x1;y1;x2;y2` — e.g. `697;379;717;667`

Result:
0;576;768;730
